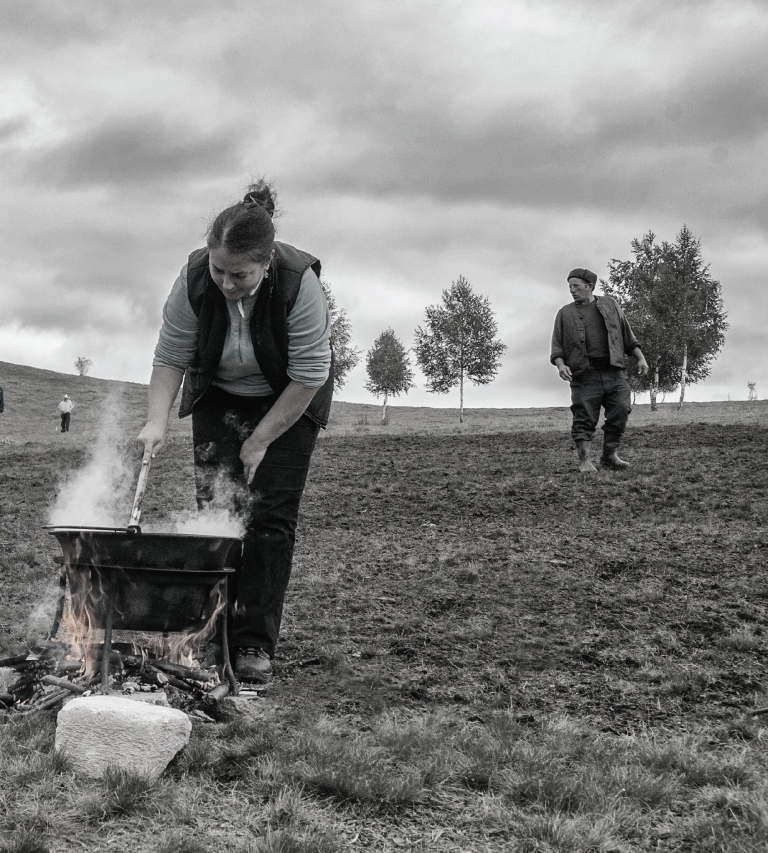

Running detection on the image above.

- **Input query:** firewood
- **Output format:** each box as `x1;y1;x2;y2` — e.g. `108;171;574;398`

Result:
30;688;70;711
163;675;194;693
203;683;231;704
57;660;84;673
0;654;30;667
41;675;87;694
0;692;14;706
151;660;217;684
141;666;169;687
10;674;36;693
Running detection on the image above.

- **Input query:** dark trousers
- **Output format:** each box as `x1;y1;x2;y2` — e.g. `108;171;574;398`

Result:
192;385;320;656
60;412;70;432
569;367;632;442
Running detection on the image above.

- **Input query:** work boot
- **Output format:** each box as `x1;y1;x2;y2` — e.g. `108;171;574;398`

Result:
601;434;629;469
234;647;272;683
574;439;597;473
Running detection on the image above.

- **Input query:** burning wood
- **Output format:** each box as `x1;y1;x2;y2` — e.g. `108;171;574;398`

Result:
0;640;236;717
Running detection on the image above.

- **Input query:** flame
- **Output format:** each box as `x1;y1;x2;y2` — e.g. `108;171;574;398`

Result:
54;531;231;677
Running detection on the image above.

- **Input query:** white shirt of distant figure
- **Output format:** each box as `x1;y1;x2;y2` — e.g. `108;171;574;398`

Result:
58;396;74;414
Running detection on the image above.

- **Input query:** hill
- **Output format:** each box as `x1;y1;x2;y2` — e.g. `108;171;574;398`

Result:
1;360;766;449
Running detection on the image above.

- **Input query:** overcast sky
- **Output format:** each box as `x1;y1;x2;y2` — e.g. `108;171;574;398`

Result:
1;0;766;409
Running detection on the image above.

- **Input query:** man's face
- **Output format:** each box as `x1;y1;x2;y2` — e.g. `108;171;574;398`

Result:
568;277;595;304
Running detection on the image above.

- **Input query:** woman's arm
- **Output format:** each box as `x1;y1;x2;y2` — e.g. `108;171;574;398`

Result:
136;365;185;462
239;380;319;483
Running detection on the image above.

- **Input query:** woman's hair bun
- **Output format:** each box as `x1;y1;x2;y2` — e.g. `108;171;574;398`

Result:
242;179;276;218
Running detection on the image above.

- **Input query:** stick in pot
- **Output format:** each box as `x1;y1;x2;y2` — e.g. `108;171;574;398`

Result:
128;458;152;529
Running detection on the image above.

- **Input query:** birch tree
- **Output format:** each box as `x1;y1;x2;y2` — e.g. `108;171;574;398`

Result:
320;278;361;390
603;233;678;411
668;225;727;410
603;227;727;410
413;276;507;423
364;328;415;421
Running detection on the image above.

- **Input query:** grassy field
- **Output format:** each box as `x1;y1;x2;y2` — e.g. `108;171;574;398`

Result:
1;360;768;852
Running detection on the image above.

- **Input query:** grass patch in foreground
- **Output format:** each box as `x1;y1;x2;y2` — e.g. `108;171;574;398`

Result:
2;707;768;852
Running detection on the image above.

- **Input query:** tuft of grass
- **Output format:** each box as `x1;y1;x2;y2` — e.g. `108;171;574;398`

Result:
288;722;424;804
0;832;51;853
717;627;761;652
251;828;341;853
81;767;164;822
156;833;209;853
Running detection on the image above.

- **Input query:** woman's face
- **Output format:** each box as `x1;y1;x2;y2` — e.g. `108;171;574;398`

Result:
208;246;270;301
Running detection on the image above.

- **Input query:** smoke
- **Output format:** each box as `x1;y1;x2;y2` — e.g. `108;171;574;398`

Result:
48;393;248;538
27;584;63;638
48;393;133;527
164;468;248;538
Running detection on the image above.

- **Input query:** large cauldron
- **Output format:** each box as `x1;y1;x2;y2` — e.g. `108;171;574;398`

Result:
46;526;241;572
46;526;241;634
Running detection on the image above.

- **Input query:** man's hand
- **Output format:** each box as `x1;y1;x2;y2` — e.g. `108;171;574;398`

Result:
554;359;572;381
633;350;649;376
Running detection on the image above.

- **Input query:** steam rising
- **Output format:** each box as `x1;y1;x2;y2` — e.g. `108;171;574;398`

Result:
48;394;247;538
164;468;247;538
48;399;133;527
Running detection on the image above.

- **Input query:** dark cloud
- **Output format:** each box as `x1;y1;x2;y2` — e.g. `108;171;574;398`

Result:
28;115;244;189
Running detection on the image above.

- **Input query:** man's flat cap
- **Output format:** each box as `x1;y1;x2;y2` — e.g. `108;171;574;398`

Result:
567;268;597;285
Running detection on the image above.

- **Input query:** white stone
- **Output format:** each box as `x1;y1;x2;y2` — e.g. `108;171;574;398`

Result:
55;695;191;780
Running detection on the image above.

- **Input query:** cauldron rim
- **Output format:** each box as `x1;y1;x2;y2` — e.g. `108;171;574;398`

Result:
44;525;242;542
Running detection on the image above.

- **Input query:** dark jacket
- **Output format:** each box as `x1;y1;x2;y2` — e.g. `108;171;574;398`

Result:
179;241;334;426
550;295;640;375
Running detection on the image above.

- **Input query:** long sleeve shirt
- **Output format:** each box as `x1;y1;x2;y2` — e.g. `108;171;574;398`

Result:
153;263;331;395
550;295;641;375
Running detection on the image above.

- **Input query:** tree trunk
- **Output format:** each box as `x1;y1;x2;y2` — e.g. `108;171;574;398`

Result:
459;374;464;423
382;392;388;422
677;342;688;410
650;364;659;411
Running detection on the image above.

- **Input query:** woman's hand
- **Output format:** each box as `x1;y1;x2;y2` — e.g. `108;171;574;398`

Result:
137;421;167;464
240;436;269;484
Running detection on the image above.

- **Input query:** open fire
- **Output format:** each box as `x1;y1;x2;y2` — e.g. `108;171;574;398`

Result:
0;526;245;718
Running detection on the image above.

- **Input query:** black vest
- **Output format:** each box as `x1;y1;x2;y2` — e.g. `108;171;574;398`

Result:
178;241;334;426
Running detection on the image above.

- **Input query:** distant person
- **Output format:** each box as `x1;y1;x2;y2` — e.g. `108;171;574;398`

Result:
58;393;74;433
137;179;333;684
0;385;4;414
550;267;648;472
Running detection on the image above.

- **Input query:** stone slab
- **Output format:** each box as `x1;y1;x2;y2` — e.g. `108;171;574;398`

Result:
55;695;191;780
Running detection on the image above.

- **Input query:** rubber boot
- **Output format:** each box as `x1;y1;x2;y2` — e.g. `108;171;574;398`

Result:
574;439;597;473
601;434;629;469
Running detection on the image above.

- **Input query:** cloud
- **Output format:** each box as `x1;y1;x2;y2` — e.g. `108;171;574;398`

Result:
27;114;244;189
0;0;766;407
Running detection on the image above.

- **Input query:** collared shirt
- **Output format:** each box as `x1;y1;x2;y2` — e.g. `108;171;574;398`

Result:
550;295;640;375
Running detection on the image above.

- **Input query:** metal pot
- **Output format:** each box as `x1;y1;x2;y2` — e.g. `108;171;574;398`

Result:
46;526;242;633
46;526;241;572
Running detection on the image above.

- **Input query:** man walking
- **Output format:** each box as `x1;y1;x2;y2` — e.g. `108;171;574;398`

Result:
551;267;648;472
58;393;74;433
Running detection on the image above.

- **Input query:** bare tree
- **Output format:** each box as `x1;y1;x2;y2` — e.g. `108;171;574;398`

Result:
748;382;757;401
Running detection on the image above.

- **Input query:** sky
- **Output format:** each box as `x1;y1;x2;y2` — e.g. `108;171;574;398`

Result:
1;0;766;409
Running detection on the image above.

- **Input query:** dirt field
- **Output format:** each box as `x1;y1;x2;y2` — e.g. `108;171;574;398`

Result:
1;362;768;851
